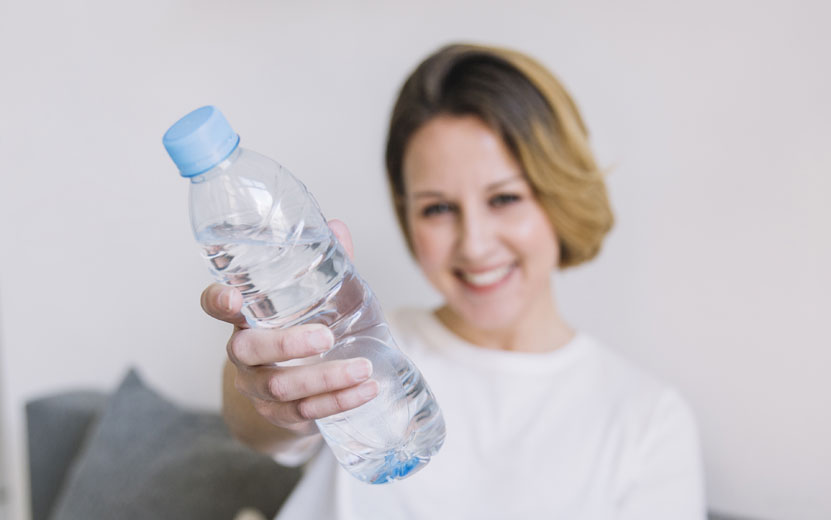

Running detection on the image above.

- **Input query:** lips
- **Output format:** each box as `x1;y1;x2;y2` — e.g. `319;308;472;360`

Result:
456;263;517;289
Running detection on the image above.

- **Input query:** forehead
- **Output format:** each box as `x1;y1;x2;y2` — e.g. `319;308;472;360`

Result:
402;115;523;193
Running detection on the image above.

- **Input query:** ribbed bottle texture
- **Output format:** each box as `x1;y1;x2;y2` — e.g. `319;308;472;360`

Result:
185;144;445;483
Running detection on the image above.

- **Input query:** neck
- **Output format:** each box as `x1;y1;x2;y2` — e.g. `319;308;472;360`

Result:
435;292;574;354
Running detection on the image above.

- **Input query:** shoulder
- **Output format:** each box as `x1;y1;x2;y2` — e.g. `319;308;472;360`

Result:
581;336;704;507
386;306;428;335
385;306;436;353
583;335;701;472
580;334;698;439
583;337;706;514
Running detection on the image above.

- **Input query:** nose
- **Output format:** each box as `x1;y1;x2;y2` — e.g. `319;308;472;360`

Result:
456;207;495;263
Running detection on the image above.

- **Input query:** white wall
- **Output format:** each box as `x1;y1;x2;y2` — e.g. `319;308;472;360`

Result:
1;1;829;519
0;303;7;520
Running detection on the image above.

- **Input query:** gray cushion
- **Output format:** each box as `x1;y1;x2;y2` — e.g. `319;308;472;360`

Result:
48;369;300;520
27;390;108;520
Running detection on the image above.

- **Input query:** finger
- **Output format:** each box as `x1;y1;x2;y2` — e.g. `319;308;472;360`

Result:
295;379;380;421
251;379;379;425
228;324;334;367
201;283;247;327
252;358;373;403
249;398;319;434
328;219;354;260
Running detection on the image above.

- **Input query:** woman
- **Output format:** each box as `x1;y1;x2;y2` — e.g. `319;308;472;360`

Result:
202;43;705;519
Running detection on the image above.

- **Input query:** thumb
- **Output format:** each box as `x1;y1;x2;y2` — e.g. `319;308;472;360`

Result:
328;219;354;260
200;283;248;328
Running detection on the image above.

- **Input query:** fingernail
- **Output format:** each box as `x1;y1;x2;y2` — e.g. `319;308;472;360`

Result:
347;359;372;381
306;327;333;353
358;380;379;399
218;290;234;312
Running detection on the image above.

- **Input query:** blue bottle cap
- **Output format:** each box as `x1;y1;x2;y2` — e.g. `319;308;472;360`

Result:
162;105;240;177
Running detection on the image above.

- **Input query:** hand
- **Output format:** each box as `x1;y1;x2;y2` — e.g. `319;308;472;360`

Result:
201;220;379;439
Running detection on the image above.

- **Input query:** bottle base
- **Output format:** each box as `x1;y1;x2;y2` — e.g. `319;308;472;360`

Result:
362;451;427;485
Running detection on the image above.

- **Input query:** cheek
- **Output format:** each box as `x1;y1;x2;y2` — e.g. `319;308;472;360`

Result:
410;222;450;274
508;209;560;266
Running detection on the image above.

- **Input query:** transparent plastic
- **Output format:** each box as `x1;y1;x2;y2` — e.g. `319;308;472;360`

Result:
189;147;445;483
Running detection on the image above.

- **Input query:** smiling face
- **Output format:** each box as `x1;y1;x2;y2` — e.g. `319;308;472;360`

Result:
403;114;560;335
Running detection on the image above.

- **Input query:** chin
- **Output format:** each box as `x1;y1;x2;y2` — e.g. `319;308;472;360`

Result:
454;301;524;333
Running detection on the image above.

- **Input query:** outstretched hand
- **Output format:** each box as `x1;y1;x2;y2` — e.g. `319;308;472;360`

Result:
202;220;377;440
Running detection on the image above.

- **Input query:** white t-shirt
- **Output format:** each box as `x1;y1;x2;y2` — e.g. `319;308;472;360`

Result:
275;308;705;519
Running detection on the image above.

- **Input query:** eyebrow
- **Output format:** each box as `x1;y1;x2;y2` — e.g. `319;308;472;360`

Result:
411;175;524;199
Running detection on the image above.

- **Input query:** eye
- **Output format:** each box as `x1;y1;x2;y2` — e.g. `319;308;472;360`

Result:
489;193;521;208
421;202;456;217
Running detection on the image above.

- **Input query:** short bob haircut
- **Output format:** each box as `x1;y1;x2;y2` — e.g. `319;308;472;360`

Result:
385;43;614;269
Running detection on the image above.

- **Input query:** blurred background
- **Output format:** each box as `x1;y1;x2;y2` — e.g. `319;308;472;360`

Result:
1;1;829;519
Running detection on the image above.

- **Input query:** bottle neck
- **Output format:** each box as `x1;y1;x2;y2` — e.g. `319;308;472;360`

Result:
190;146;242;184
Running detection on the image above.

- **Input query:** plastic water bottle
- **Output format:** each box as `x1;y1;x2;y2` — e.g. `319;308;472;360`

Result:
162;105;445;484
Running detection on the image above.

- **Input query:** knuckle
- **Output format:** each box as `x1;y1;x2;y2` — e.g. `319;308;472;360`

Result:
293;375;311;398
333;390;352;412
251;398;271;417
233;373;247;394
255;400;287;427
268;374;291;402
320;366;338;392
227;332;246;363
296;400;317;421
277;329;304;357
252;398;289;427
232;369;259;399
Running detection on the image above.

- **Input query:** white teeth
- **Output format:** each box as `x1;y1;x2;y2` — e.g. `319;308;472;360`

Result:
459;265;513;286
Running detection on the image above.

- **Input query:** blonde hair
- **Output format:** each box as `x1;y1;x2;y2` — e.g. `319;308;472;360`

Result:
385;43;614;268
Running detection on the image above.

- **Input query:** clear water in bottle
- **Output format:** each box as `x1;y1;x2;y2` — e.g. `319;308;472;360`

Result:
165;105;445;484
196;216;445;483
